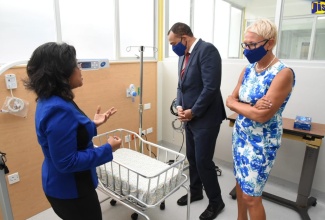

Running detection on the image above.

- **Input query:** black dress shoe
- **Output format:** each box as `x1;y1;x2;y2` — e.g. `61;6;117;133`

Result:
199;201;225;220
177;194;204;206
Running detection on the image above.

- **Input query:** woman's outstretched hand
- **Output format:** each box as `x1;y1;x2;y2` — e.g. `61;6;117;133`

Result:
93;106;117;127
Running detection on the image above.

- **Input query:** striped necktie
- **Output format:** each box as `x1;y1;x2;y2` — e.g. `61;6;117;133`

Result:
181;53;190;79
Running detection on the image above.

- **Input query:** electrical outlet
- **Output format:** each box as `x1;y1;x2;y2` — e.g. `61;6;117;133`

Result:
8;172;20;184
125;135;130;142
147;127;153;134
144;103;151;110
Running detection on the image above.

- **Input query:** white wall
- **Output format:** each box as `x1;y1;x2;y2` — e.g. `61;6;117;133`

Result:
158;59;325;193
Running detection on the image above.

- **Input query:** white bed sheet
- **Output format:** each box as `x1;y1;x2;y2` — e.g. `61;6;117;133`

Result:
97;148;182;205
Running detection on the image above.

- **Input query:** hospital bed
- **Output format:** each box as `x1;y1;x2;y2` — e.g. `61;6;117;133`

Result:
93;129;190;220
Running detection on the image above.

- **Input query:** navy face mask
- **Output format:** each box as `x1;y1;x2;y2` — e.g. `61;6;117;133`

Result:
172;38;186;57
243;43;268;63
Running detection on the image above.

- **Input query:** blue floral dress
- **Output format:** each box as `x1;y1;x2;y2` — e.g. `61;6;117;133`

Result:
232;61;295;196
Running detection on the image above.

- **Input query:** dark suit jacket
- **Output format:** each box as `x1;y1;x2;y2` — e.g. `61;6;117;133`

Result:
176;39;226;128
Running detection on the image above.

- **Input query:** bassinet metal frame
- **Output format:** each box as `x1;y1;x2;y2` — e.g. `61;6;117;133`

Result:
94;129;190;220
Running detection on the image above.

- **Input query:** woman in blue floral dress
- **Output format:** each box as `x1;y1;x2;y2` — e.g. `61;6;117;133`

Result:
226;19;295;220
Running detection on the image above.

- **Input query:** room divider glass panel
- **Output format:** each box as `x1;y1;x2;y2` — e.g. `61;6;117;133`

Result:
312;17;325;60
222;0;276;59
279;17;313;60
280;0;325;60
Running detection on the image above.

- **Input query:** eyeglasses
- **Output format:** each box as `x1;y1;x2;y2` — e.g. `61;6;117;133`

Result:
241;39;269;50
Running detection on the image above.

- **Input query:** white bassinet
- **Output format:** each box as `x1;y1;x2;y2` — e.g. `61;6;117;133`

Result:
94;129;189;220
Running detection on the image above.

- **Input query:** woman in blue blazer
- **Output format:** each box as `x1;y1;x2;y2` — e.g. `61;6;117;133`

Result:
24;42;121;220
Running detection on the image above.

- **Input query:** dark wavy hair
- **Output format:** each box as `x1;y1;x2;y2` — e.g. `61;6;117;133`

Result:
24;42;77;101
167;22;193;37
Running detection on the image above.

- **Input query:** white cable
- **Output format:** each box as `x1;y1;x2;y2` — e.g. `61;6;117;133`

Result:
6;97;24;113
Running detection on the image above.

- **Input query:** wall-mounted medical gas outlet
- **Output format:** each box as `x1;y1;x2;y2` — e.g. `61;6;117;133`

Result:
8;172;20;184
126;84;137;98
5;74;17;89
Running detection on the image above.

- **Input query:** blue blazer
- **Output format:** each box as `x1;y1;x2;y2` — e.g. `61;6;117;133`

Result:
176;39;226;128
36;96;113;199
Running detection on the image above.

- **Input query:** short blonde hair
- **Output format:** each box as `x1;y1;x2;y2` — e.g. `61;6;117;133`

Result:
245;18;278;45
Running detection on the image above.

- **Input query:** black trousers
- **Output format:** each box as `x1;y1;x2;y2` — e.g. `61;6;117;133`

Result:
46;189;102;220
185;123;222;205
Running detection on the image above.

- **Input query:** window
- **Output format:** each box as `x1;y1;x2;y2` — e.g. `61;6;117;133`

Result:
165;0;276;59
0;0;56;64
1;0;323;63
165;0;324;61
166;0;191;57
60;0;156;60
0;0;157;64
59;0;115;60
233;0;277;59
279;17;313;59
194;0;214;43
214;0;232;58
279;0;325;60
118;0;155;59
228;6;243;58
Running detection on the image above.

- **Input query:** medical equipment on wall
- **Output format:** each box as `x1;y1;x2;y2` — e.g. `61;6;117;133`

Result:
126;84;138;102
0;61;30;117
0;151;14;220
0;59;109;75
1;96;29;118
77;59;109;70
0;59;109;117
126;46;158;139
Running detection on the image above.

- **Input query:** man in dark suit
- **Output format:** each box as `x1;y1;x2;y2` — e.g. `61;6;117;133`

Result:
167;22;226;220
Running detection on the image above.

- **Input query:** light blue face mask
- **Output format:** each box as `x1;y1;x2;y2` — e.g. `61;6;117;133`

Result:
172;38;186;56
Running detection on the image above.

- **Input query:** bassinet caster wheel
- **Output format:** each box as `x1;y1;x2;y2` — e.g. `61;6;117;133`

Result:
160;201;165;210
231;194;237;200
110;199;117;206
131;212;138;220
312;201;317;206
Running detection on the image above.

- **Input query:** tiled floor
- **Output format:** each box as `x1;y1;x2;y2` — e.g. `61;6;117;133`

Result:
28;157;325;220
